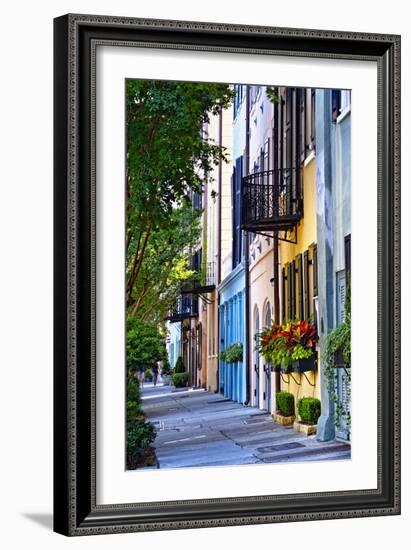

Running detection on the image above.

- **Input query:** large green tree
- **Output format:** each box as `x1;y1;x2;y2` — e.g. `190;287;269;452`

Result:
126;80;233;320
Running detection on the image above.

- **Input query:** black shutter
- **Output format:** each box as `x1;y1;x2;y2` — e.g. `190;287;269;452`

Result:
285;88;292;169
298;88;306;162
312;244;318;297
287;262;296;320
303;250;310;318
310;89;316;147
344;234;351;286
291;260;296;319
231;166;236;269
281;267;286;322
298;254;304;320
232;156;243;269
332;90;341;123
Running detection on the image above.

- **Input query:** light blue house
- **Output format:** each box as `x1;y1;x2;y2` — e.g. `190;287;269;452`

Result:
218;265;246;403
167;321;181;369
316;88;352;441
217;84;247;404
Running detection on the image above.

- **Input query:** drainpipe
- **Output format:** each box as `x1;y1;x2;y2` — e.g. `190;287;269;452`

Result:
273;92;280;324
216;108;223;392
244;86;251;405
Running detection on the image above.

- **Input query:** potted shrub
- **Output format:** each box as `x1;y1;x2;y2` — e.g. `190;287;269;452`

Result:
171;357;188;389
174;356;185;374
273;391;295;426
258;320;318;373
294;396;321;435
161;357;172;385
171;372;189;388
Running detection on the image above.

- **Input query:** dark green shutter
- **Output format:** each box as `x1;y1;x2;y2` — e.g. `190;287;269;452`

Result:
313;244;318;297
287;263;292;320
282;267;286;321
303;250;310;318
298;254;304;320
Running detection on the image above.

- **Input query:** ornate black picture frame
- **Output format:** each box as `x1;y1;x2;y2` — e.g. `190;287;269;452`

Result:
53;14;401;536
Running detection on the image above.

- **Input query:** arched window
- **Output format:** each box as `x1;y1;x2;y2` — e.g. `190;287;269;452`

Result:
264;301;271;329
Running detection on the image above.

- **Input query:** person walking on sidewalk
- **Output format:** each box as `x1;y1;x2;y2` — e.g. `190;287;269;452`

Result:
137;365;145;387
152;363;159;386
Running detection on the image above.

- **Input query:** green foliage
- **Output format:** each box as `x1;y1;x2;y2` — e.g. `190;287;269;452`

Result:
259;320;317;369
127;422;156;459
161;357;172;375
323;280;351;435
144;368;153;379
219;342;243;363
126;317;166;372
171;372;189;388
126;79;234;322
174;356;185;373
276;391;295;416
265;86;281;105
297;397;321;425
126;375;142;425
126;373;156;467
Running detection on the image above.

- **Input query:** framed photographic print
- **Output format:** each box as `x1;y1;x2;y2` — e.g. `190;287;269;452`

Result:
53;14;401;536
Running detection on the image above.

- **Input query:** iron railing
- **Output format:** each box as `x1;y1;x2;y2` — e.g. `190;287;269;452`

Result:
166;294;199;323
241;168;302;232
180;261;215;294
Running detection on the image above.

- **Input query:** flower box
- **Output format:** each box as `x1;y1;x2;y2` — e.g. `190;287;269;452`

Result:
280;356;317;374
291;356;317;373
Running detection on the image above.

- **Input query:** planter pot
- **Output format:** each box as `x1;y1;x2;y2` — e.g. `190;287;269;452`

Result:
289;356;317;373
161;374;170;385
333;350;350;369
294;421;317;436
273;412;296;426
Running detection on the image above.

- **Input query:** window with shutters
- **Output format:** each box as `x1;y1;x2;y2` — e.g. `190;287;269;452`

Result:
336;270;346;326
310;89;316;148
297;253;304;320
344;234;351;288
332;90;351;122
281;267;286;322
232;156;243;268
303;250;311;319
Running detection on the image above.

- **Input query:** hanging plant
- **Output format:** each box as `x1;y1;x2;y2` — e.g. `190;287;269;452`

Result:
258;320;318;371
323;282;351;435
219;342;243;363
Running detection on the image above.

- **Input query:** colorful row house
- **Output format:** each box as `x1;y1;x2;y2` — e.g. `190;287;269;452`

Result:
166;84;351;441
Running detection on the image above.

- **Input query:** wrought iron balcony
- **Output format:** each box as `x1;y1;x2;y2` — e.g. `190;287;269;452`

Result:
166;295;199;323
180;261;215;294
241;168;302;232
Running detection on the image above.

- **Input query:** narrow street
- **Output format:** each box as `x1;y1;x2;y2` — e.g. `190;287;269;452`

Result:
141;383;350;469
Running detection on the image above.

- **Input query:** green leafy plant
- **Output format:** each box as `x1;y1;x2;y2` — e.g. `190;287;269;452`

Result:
171;372;189;388
258;320;318;370
126;316;166;372
161;360;172;376
275;391;295;416
219;342;243;363
127;422;156;459
126;373;157;468
174;356;185;373
126;80;234;322
297;397;321;425
144;368;152;379
323;281;351;436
